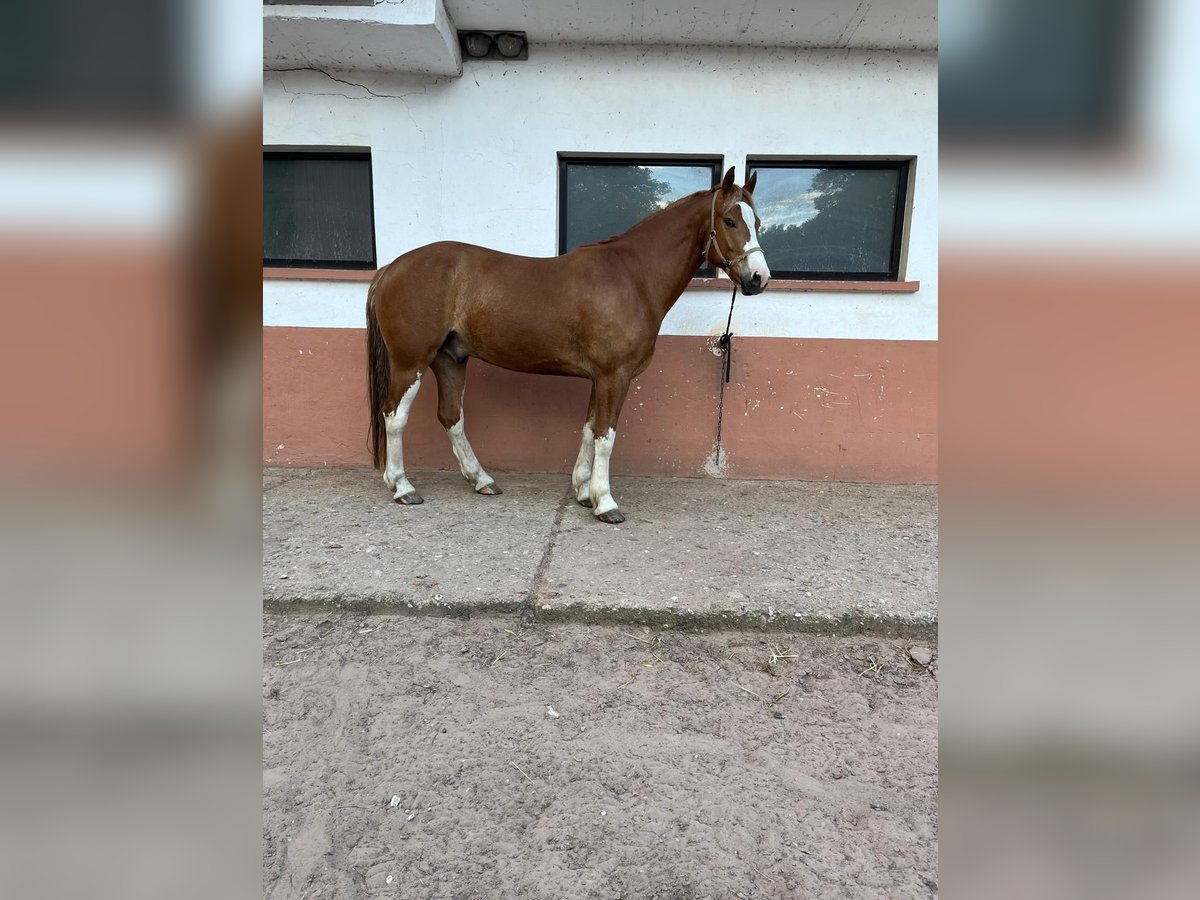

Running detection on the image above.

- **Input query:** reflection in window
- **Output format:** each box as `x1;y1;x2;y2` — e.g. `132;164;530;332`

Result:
558;158;720;274
747;161;909;280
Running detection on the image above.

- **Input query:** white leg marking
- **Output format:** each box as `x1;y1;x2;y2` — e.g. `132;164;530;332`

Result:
589;428;618;516
571;424;595;502
447;414;494;490
383;374;421;498
737;201;771;285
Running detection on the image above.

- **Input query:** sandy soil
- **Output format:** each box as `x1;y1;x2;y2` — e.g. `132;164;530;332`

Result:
263;615;937;899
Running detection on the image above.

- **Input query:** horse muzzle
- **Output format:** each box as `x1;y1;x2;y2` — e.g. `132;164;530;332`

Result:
729;246;770;295
739;264;770;296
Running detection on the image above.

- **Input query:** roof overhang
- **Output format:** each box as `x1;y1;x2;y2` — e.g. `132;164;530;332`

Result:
263;1;935;78
264;1;462;77
445;0;936;52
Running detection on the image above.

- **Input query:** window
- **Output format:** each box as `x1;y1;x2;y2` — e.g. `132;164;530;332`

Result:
940;0;1137;145
263;150;376;269
746;160;910;281
558;156;721;275
0;1;183;122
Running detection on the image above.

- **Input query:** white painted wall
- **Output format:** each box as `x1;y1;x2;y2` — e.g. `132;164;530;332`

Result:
263;44;937;341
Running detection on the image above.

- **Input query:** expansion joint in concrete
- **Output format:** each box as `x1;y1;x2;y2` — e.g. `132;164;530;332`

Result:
522;486;573;626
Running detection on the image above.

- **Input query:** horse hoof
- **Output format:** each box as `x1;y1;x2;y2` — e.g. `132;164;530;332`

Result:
578;496;594;508
394;491;424;505
476;481;502;496
596;508;625;524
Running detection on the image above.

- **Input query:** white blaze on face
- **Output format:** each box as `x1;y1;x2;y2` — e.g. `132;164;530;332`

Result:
736;201;771;286
588;428;618;515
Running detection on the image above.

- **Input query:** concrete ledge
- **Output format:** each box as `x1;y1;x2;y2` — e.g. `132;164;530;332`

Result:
265;0;461;76
264;468;938;635
261;593;935;638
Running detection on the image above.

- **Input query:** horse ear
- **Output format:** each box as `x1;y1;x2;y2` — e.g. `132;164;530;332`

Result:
721;166;736;191
744;171;757;195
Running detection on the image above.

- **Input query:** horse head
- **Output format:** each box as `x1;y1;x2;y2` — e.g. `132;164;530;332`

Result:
705;167;771;295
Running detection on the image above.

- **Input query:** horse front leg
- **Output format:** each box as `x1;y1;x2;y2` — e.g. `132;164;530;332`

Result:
588;373;632;524
571;382;597;507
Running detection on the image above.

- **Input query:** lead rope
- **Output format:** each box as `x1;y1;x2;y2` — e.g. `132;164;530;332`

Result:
705;188;753;468
714;284;738;467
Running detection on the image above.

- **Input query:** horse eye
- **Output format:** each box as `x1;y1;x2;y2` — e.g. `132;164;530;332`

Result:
723;218;735;227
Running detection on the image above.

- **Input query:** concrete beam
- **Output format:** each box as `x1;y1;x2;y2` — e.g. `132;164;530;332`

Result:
265;0;462;76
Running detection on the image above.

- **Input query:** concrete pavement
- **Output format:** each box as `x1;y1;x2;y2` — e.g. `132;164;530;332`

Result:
263;468;937;635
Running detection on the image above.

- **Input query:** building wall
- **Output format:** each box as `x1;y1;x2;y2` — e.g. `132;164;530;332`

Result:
263;44;937;482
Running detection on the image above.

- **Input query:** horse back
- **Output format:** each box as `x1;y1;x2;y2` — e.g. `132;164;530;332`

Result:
373;240;650;377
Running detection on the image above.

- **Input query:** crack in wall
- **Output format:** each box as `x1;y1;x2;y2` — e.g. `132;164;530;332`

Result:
838;0;871;48
273;67;434;102
270;67;434;150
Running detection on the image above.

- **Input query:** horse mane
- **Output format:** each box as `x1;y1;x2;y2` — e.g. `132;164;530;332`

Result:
575;184;759;250
574;187;716;249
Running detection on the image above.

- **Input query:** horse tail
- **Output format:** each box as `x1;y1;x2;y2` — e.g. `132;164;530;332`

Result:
366;268;390;470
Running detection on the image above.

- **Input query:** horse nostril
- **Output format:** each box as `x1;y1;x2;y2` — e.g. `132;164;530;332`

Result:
751;273;762;286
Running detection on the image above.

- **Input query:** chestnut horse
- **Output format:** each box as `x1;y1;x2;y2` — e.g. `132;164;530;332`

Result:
366;166;770;523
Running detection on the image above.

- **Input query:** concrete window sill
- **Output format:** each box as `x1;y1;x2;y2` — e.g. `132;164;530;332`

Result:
263;267;920;294
684;277;920;293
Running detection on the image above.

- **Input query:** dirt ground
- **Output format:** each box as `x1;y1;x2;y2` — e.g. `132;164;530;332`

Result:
263;614;937;899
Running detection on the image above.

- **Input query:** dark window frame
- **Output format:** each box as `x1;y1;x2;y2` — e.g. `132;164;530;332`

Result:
263;149;378;270
746;158;911;281
557;155;723;276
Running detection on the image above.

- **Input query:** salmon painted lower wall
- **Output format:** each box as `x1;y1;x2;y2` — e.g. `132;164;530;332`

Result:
264;327;937;483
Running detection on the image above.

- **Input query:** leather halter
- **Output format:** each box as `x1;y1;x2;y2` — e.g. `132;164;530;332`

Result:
702;189;754;274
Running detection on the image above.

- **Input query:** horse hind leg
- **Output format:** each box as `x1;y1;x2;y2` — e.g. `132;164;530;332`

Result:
431;351;501;496
382;366;424;504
